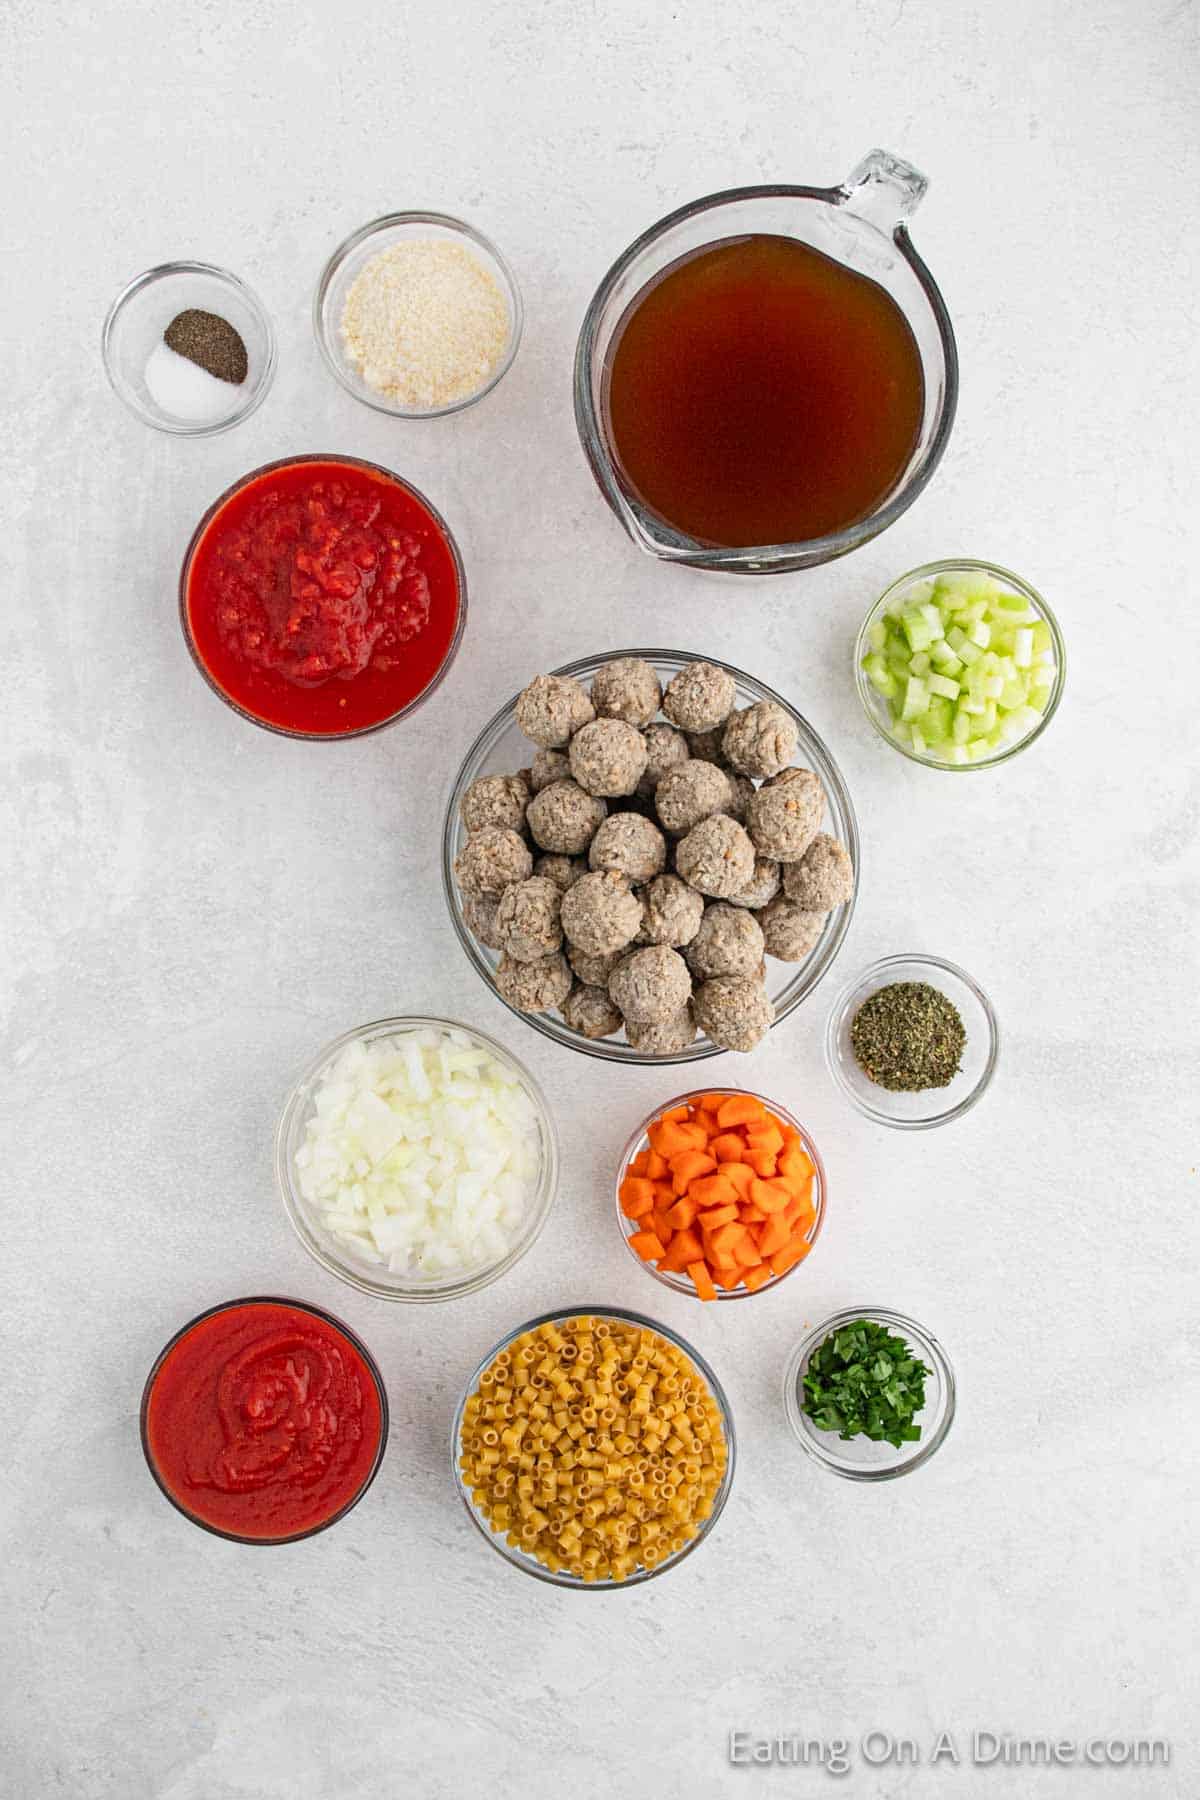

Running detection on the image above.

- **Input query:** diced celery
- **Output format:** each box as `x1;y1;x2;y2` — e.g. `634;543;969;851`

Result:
919;601;944;636
1031;620;1053;654
945;624;968;653
966;738;993;762
901;675;929;722
935;569;991;603
901;609;937;652
957;638;983;666
864;653;897;697
925;696;954;740
994;591;1034;617
943;743;970;765
927;671;960;701
998;679;1028;710
1028;661;1056;690
891;718;912;745
929;641;963;676
902;579;936;607
1013;627;1034;668
982;673;1005;700
1027;686;1050;714
952;708;971;745
867;618;888;653
910;725;927;755
960;697;986;717
969;619;992;648
909;650;931;677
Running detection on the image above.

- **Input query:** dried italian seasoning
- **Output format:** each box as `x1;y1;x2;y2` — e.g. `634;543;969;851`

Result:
850;980;965;1092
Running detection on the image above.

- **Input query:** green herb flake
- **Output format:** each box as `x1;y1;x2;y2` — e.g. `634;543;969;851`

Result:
801;1318;930;1449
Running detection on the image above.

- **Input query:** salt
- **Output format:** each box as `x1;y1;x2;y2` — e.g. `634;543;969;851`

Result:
143;340;239;423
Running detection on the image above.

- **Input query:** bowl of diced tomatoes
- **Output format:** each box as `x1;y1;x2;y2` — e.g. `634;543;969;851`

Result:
615;1090;826;1301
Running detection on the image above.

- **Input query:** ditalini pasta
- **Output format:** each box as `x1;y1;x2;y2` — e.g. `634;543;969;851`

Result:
458;1315;728;1581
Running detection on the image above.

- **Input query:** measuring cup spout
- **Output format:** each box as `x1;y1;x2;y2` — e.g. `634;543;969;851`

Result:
837;150;929;235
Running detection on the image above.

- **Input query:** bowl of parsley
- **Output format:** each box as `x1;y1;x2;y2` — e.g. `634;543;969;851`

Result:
783;1307;955;1480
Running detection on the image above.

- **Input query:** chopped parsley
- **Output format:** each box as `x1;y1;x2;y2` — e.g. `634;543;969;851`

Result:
802;1318;929;1448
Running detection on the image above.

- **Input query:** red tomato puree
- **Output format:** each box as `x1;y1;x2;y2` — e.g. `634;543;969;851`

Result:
143;1300;385;1540
184;457;462;735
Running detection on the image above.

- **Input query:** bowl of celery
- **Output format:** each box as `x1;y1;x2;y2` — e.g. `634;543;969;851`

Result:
856;559;1064;770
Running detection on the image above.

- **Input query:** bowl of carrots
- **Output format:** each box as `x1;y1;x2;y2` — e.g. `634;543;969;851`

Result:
615;1090;826;1301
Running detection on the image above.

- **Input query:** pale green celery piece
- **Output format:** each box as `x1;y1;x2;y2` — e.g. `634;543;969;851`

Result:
994;654;1016;682
943;742;970;765
966;738;993;762
864;653;896;697
1011;704;1041;734
902;579;936;607
868;618;888;653
952;708;971;745
909;650;931;676
961;697;986;719
935;570;991;603
969;619;992;648
891;717;912;745
901;609;936;652
910;724;928;755
925;695;954;739
901;675;929;722
968;700;997;737
957;638;983;666
994;591;1033;614
919;601;944;635
1029;661;1056;689
998;678;1028;710
982;673;1005;701
929;641;963;675
952;598;990;624
1031;620;1053;654
927;671;960;701
1027;686;1050;714
1013;627;1035;668
945;624;968;653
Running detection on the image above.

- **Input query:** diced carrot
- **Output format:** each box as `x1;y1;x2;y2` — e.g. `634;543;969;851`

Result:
709;1132;747;1163
783;1195;815;1231
712;1265;744;1291
738;1204;767;1225
650;1210;675;1246
663;1104;690;1123
628;1229;665;1261
769;1237;812;1277
697;1203;740;1231
735;1235;764;1268
721;1161;756;1199
756;1212;791;1257
749;1177;789;1214
697;1092;730;1115
665;1195;698;1231
709;1220;748;1258
748;1150;777;1178
779;1144;814;1183
742;1263;773;1293
693;1109;721;1139
744;1123;784;1158
628;1149;651;1177
670;1149;717;1193
648;1119;692;1158
687;1261;718;1301
716;1095;766;1129
688;1172;738;1208
679;1120;711;1148
645;1149;669;1181
618;1175;655;1217
660;1227;704;1271
652;1179;676;1205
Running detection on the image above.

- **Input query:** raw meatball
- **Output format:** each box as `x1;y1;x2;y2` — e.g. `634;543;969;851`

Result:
693;976;775;1052
560;870;643;956
534;852;586;893
782;833;854;910
455;826;533;897
516;673;595;747
676;814;756;899
460;772;531;834
759;895;826;961
568;942;624;986
655;759;734;836
626;1005;696;1055
462;890;503;950
561;983;623;1040
638;722;689;797
727;855;782;911
726;773;755;825
590;657;662;727
495;876;563;963
640;874;705;947
722;701;799;778
662;661;737;733
686;904;765;980
745;768;824;863
588;812;667;882
526;780;607;855
495;950;572;1012
609;945;692;1025
569;719;649;798
530;747;571;793
686;725;731;767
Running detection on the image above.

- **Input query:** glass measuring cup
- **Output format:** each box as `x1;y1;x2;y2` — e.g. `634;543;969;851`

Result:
573;150;957;575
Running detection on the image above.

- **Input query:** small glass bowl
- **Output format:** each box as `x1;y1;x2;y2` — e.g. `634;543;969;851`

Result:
140;1295;389;1542
314;212;523;418
276;1016;559;1303
614;1088;826;1300
178;453;467;740
825;953;998;1130
783;1305;955;1481
855;559;1065;770
102;261;276;436
451;1305;736;1587
443;649;859;1064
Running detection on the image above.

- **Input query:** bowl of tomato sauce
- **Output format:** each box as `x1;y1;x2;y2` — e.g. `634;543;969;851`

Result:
180;454;466;738
140;1296;388;1543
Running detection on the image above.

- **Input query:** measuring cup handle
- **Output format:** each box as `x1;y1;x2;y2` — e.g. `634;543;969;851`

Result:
836;150;929;234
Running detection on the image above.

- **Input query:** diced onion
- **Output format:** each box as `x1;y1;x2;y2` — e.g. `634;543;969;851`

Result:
295;1026;543;1279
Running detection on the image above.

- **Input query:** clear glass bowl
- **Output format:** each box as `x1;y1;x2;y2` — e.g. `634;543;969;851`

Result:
614;1087;826;1300
275;1016;559;1302
140;1295;389;1542
442;649;859;1064
102;261;276;436
451;1305;736;1587
825;953;998;1129
314;212;523;418
856;559;1066;770
178;453;467;740
783;1305;955;1480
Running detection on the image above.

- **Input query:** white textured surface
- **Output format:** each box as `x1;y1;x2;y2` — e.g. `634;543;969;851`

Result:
2;1;1198;1795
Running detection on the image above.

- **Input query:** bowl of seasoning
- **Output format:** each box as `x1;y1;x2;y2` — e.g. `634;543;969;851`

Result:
824;953;998;1129
102;261;276;436
179;454;466;738
140;1295;388;1541
783;1305;955;1480
314;212;522;418
452;1306;735;1586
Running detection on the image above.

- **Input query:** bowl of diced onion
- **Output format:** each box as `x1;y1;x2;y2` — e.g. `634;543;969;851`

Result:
856;559;1065;769
276;1016;559;1302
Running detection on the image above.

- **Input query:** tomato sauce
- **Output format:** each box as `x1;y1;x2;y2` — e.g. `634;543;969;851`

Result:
183;457;463;736
142;1299;386;1541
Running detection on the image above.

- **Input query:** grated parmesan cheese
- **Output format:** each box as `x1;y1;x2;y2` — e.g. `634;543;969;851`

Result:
339;238;510;410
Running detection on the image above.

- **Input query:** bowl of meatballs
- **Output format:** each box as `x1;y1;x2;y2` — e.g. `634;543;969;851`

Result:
442;651;859;1062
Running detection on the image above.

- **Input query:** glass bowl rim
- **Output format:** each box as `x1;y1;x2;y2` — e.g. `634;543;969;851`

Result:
275;1013;560;1303
101;259;278;438
450;1302;737;1588
854;557;1066;770
824;952;1000;1130
177;452;468;740
313;210;524;419
613;1085;827;1300
441;646;860;1064
572;180;958;570
783;1303;955;1481
139;1293;390;1542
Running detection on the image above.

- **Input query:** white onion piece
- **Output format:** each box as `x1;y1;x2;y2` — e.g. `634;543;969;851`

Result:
296;1027;542;1278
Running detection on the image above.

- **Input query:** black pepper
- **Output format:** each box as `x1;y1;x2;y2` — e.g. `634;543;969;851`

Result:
164;309;248;385
850;981;966;1091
